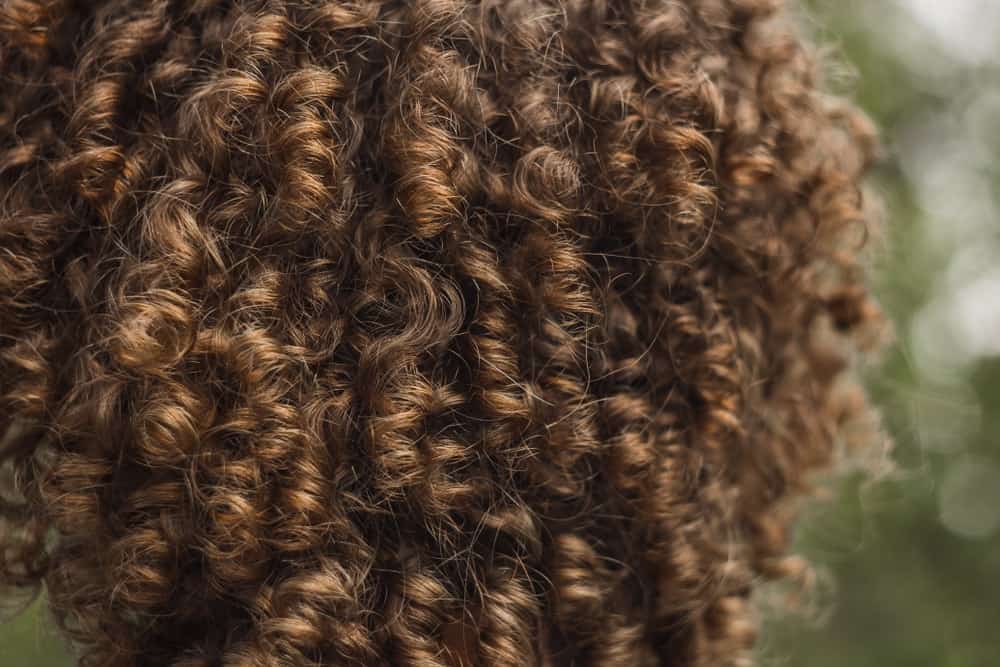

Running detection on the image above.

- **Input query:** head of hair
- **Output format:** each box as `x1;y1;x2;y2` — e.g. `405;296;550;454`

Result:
0;0;882;665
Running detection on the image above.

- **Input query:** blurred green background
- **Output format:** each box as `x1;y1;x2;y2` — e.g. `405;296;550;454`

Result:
3;1;999;664
760;1;1000;665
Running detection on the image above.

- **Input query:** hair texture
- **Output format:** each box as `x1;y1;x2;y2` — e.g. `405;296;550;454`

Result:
0;0;883;665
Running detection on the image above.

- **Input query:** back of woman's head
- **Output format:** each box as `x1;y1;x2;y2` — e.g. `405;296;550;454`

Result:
0;0;882;665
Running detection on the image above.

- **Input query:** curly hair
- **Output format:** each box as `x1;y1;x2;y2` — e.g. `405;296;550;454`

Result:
0;0;883;665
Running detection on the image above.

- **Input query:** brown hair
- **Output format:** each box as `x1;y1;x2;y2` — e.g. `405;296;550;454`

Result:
0;0;882;665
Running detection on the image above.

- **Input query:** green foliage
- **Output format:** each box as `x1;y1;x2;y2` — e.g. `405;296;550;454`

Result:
0;597;70;667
